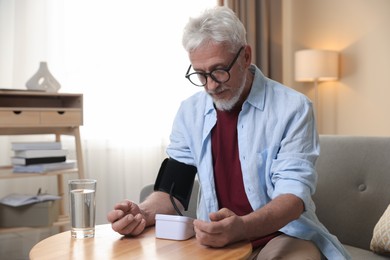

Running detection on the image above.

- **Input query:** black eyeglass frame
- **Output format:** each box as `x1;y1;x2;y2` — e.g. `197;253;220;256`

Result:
185;46;244;87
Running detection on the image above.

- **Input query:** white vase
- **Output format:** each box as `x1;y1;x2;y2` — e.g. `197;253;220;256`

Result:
26;62;61;92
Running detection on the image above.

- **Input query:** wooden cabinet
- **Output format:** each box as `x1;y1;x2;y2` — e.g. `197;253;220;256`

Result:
0;90;84;232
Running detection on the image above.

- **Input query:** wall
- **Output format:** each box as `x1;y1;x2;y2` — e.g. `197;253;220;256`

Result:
282;0;390;135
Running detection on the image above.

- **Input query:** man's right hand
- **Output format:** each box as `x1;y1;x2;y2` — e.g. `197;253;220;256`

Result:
107;199;147;236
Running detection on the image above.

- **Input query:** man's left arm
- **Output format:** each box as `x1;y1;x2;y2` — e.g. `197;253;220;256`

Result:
193;193;303;247
242;193;303;239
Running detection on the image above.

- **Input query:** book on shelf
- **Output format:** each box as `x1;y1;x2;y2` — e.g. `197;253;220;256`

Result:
12;160;76;173
13;149;68;159
11;156;66;166
11;141;62;151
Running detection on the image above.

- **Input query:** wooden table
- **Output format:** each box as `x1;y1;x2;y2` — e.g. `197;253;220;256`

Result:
29;224;252;259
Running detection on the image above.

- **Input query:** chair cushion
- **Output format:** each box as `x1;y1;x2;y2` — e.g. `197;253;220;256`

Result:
313;136;390;250
344;245;389;260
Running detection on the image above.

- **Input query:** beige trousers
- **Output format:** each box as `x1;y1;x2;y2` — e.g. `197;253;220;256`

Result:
247;234;325;260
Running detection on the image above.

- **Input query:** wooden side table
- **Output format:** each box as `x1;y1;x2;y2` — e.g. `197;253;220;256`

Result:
0;90;84;231
30;224;252;259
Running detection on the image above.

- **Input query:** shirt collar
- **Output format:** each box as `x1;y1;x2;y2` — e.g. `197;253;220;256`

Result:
245;64;266;111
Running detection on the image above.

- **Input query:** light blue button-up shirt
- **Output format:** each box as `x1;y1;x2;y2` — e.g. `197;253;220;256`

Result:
166;65;350;259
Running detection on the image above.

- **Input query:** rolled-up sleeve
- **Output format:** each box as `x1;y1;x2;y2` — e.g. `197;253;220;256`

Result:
269;98;319;212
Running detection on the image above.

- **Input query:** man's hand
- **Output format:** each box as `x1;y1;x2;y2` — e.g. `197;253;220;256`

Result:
107;199;147;236
193;208;247;247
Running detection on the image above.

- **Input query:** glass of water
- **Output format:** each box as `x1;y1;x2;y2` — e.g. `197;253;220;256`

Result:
68;179;97;239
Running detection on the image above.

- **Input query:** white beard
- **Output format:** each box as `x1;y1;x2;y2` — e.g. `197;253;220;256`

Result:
213;76;246;111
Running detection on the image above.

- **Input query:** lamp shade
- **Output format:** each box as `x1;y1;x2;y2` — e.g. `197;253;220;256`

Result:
295;49;339;82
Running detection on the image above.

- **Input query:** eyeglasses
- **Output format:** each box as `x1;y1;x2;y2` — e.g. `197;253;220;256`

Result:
185;46;244;87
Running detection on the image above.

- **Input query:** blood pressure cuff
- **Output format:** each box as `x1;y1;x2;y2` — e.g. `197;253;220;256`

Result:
153;158;197;210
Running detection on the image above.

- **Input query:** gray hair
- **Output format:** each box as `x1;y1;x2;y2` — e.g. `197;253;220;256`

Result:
182;6;247;54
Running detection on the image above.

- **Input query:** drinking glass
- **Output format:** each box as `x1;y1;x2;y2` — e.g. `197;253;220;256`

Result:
68;179;97;238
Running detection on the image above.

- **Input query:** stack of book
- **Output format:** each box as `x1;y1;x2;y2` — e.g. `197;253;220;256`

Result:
11;141;76;173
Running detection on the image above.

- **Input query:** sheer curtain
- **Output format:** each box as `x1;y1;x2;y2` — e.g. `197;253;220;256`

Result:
0;0;216;224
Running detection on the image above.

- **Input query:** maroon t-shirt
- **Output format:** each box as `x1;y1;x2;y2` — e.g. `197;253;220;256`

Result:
211;108;280;248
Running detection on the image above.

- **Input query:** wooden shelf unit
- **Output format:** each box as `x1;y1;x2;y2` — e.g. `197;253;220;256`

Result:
0;90;84;232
